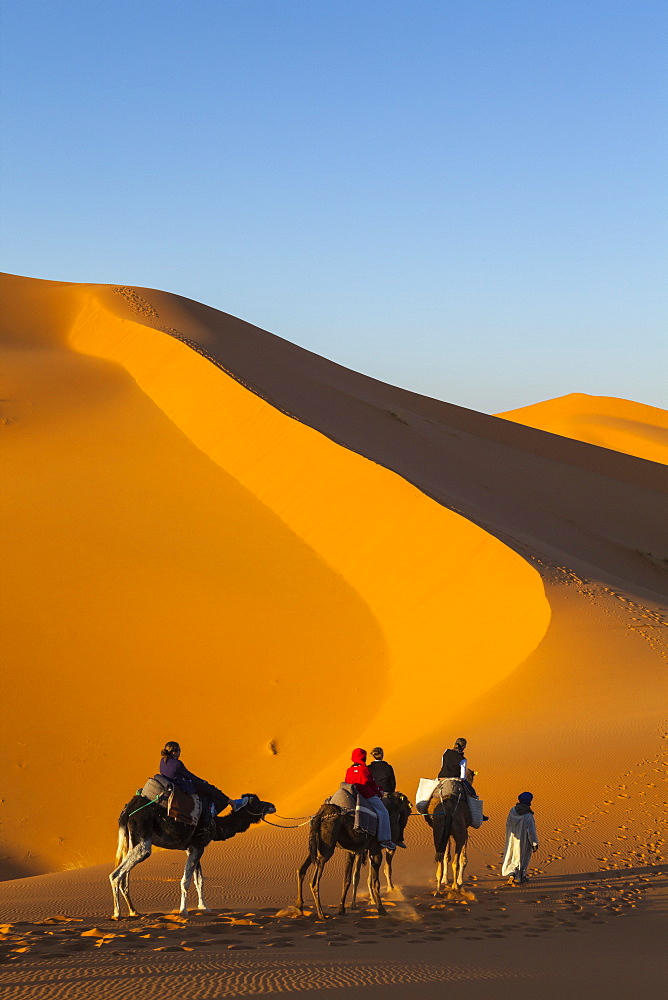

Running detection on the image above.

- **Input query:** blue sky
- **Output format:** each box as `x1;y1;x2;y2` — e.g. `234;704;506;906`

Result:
1;0;666;412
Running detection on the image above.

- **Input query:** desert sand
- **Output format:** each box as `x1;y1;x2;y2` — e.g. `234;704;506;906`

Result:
1;272;666;998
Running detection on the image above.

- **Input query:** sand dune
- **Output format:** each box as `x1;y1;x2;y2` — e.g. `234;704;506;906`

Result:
497;393;668;466
1;273;666;997
1;274;549;873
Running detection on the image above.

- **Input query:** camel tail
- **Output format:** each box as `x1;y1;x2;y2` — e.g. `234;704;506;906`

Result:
115;823;130;865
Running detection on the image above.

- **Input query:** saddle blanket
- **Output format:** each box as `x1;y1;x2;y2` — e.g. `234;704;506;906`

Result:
354;797;377;837
167;788;202;826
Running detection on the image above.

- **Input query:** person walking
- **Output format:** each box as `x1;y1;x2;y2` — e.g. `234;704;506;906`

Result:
501;792;539;884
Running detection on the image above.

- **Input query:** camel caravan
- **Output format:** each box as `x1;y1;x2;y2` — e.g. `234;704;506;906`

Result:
296;739;485;918
111;738;538;919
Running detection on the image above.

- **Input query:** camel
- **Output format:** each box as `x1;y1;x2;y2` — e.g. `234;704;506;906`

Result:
423;781;472;893
110;791;275;919
296;791;411;920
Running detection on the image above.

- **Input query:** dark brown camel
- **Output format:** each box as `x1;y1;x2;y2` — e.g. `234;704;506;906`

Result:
296;791;411;920
110;792;275;919
424;781;472;892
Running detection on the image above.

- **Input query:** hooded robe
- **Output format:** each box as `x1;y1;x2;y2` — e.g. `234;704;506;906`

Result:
501;804;539;879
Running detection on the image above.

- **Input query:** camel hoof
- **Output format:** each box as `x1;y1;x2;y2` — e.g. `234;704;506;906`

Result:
377;907;386;916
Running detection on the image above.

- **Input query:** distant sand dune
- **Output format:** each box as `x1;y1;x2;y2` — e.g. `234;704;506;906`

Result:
497;393;668;466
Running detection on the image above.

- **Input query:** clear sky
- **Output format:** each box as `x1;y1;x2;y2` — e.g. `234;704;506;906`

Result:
1;0;666;413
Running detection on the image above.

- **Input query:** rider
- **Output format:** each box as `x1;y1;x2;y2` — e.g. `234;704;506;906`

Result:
345;748;398;851
368;747;396;793
368;747;406;849
160;741;247;818
438;737;477;796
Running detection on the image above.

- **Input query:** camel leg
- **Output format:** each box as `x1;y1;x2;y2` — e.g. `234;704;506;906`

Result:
180;845;203;915
109;839;152;919
450;846;460;891
309;857;328;920
383;848;395;891
351;854;363;910
435;858;444;894
435;837;450;894
339;852;355;915
296;855;312;914
367;853;386;915
456;842;468;887
192;857;210;911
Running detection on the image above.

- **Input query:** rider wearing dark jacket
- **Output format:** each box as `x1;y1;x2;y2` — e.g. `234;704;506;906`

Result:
438;737;478;797
160;741;231;815
368;747;396;793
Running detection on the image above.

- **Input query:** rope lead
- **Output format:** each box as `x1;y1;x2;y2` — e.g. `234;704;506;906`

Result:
128;793;161;817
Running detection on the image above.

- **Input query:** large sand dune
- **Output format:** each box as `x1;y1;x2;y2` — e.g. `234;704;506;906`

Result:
1;273;666;998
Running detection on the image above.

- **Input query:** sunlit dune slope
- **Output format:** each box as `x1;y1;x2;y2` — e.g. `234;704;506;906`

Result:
497;393;668;466
40;278;665;599
0;274;550;875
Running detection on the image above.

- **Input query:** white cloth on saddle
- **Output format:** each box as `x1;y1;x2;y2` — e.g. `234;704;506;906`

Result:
415;777;457;813
416;777;484;827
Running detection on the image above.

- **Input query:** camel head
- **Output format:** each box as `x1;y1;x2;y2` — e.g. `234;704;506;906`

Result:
238;794;276;820
213;794;275;841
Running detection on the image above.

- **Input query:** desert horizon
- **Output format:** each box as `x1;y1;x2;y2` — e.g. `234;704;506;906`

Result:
1;272;666;998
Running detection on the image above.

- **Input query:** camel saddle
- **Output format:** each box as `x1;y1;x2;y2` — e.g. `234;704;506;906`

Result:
415;777;460;813
327;782;377;836
140;774;202;827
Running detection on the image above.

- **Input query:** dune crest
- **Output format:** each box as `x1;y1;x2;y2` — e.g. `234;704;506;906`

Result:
497;393;668;466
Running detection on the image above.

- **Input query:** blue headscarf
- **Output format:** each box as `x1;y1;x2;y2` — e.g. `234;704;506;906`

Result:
518;792;533;804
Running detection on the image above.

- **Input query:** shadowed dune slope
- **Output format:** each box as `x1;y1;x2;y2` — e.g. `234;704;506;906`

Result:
1;275;550;873
497;393;668;466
